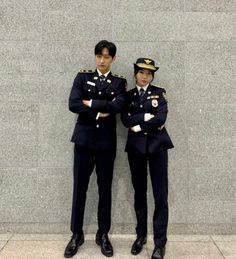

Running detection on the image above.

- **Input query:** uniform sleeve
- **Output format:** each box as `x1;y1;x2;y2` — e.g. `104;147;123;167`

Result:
141;89;168;131
121;92;145;127
90;78;127;114
121;113;145;128
68;73;97;120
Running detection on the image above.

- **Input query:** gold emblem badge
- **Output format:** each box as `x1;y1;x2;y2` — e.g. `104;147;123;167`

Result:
144;59;152;64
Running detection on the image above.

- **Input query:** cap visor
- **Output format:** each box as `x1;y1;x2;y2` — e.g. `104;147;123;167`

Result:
135;63;158;71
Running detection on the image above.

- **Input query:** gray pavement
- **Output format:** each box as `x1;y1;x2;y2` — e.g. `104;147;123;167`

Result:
0;234;235;259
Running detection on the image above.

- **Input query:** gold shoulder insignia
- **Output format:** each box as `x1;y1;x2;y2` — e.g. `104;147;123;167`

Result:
79;69;94;73
162;92;168;102
113;74;126;79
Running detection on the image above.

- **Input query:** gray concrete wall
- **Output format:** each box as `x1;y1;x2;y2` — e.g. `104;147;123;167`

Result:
0;0;235;234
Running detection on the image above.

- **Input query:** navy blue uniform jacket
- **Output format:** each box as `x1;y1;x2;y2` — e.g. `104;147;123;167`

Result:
69;70;127;150
121;84;174;154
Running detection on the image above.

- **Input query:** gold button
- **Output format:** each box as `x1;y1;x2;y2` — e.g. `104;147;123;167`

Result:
88;89;91;92
140;105;143;108
144;132;147;135
98;91;101;95
96;124;99;128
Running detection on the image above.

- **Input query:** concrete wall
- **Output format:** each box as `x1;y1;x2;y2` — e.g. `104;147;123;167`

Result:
0;0;235;234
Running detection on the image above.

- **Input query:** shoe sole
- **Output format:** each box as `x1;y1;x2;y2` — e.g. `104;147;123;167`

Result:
64;238;84;258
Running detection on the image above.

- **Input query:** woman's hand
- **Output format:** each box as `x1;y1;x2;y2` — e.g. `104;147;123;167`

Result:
158;124;165;130
99;113;110;118
144;113;154;121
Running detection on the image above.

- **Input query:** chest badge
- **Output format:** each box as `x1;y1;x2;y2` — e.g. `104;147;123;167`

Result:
87;81;96;86
152;99;158;107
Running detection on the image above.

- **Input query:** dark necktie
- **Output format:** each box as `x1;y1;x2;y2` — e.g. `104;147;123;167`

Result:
139;88;145;102
99;75;106;85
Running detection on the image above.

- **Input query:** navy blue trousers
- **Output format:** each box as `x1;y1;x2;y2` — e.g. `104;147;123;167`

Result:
70;144;116;235
128;151;168;248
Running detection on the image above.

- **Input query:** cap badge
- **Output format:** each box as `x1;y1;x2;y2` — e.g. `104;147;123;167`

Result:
144;59;152;64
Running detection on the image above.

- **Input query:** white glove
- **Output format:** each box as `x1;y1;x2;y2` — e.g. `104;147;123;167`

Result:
144;113;154;121
131;125;142;132
88;100;92;107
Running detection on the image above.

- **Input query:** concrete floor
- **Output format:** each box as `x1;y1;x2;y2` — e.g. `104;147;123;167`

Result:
0;234;235;259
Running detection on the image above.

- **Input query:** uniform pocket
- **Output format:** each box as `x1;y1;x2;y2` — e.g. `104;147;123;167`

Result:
83;83;97;98
84;83;96;93
106;87;117;100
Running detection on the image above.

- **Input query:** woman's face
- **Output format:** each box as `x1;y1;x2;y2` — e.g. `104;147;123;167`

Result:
135;69;153;87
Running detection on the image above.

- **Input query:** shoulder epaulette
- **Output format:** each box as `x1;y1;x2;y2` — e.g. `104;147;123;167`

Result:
162;92;168;102
79;69;95;73
152;84;164;90
127;87;137;94
152;85;167;101
113;74;126;79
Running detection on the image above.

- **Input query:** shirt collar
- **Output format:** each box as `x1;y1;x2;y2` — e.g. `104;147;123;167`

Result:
136;84;149;92
97;69;110;78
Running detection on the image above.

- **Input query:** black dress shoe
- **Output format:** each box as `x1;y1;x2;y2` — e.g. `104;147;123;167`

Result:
151;246;166;259
131;236;147;255
64;233;84;258
96;232;113;257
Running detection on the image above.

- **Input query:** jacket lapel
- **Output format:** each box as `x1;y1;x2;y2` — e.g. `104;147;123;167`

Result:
132;88;140;104
92;70;99;88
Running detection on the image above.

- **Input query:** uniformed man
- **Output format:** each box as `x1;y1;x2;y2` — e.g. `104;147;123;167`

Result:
121;58;174;259
64;40;127;258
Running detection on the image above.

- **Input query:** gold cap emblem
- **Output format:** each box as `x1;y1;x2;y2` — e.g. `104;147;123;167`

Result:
144;59;152;64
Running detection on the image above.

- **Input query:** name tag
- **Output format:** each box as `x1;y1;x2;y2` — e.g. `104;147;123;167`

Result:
87;81;95;86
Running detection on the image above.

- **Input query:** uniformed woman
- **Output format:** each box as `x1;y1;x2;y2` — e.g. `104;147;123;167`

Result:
121;58;174;259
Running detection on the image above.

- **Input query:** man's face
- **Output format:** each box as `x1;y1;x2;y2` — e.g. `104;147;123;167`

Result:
95;48;115;74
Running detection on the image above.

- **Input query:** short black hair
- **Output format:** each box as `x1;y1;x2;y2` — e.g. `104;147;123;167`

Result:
94;40;117;58
134;66;155;78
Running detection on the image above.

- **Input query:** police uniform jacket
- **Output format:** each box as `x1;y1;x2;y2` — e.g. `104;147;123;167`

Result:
121;84;174;154
69;70;127;150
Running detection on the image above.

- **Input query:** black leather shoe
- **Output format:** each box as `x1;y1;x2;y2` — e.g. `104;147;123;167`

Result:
131;236;147;255
151;246;166;259
96;232;113;257
64;233;84;258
